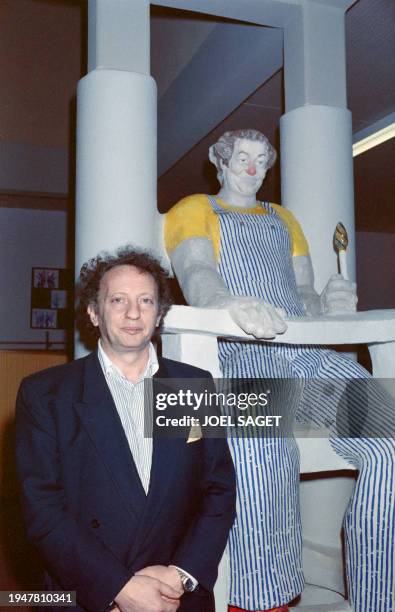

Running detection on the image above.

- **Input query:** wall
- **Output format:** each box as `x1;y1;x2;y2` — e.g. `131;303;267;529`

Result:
356;231;395;310
0;207;68;350
0;0;84;197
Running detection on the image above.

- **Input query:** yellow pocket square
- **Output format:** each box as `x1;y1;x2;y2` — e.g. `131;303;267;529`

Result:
186;423;202;443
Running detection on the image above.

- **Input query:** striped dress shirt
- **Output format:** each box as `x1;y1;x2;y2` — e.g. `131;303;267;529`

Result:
97;340;158;494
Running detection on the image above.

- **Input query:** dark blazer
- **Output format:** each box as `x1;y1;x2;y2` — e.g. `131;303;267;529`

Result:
15;351;236;612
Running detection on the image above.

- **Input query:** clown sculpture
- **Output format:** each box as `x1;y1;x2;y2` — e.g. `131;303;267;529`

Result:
164;129;395;612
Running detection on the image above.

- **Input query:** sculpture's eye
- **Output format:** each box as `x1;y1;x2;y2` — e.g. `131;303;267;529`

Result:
256;156;268;167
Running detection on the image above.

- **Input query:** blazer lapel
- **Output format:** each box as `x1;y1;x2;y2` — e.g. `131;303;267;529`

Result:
131;359;186;549
149;358;183;508
74;352;147;522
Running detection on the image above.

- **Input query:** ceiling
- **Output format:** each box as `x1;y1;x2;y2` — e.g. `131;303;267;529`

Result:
152;0;395;227
0;0;394;230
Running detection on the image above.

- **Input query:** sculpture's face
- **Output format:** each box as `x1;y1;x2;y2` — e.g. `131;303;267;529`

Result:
221;138;270;198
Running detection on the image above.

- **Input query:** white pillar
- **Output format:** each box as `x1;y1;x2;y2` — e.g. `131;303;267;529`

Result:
280;2;357;592
75;0;159;356
280;0;356;292
76;69;157;266
75;0;160;286
87;0;150;74
280;105;355;292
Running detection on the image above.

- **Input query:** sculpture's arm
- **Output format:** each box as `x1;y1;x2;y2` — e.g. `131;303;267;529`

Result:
293;254;358;315
292;255;322;316
170;237;231;308
170;237;287;339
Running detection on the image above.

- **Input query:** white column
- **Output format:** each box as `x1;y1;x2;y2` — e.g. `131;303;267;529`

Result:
280;2;357;590
280;105;355;292
75;0;159;356
75;0;159;284
280;0;356;292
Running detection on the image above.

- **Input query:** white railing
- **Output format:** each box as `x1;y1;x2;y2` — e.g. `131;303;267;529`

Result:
163;305;395;377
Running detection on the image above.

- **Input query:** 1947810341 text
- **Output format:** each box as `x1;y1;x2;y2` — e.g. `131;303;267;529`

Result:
0;591;76;607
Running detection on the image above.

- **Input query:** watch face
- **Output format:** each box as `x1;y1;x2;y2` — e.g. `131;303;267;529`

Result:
183;577;194;592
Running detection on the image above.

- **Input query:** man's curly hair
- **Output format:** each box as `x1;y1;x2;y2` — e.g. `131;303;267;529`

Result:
76;244;172;348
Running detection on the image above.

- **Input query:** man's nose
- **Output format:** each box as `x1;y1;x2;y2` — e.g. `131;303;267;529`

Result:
125;301;141;318
246;164;257;176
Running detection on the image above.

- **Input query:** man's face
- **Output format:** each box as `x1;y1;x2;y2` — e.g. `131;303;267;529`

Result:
221;138;271;198
88;265;161;357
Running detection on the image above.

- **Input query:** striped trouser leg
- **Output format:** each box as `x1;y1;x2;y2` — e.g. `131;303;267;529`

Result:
227;435;303;609
332;436;395;612
294;348;395;612
220;343;304;609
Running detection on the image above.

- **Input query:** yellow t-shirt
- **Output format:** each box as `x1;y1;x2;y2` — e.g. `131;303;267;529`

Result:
164;194;309;262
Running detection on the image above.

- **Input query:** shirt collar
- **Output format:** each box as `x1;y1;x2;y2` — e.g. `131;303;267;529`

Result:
97;339;159;382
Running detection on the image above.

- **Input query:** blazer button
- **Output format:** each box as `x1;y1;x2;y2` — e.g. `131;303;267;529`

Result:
91;518;101;529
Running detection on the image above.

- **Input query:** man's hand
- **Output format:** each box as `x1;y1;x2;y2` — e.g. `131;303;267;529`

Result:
320;274;358;315
114;574;180;612
228;296;287;339
135;566;183;597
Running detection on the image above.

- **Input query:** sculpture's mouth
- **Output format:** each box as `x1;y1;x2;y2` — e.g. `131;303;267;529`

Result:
235;176;263;191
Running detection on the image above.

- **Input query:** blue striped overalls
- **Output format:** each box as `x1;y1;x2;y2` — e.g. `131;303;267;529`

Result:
208;196;395;612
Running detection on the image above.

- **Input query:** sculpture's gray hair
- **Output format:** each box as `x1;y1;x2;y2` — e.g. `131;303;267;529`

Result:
209;129;277;185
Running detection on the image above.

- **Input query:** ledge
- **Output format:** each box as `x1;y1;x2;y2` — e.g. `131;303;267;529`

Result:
164;305;395;346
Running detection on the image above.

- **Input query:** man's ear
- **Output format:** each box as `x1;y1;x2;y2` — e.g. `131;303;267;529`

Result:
87;304;99;327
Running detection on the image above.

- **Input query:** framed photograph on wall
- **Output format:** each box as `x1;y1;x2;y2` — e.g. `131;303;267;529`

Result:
30;268;73;330
33;268;59;289
31;309;58;329
50;290;67;309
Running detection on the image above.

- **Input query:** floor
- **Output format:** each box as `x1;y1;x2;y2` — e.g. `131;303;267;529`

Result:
294;584;351;610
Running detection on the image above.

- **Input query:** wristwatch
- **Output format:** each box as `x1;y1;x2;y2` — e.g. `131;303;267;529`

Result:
175;568;196;592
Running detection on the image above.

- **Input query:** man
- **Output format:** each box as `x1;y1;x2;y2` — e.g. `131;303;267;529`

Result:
164;129;395;612
16;245;236;612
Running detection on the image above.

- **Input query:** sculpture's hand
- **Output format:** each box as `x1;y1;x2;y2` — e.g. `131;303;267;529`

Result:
228;296;287;339
320;273;358;315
